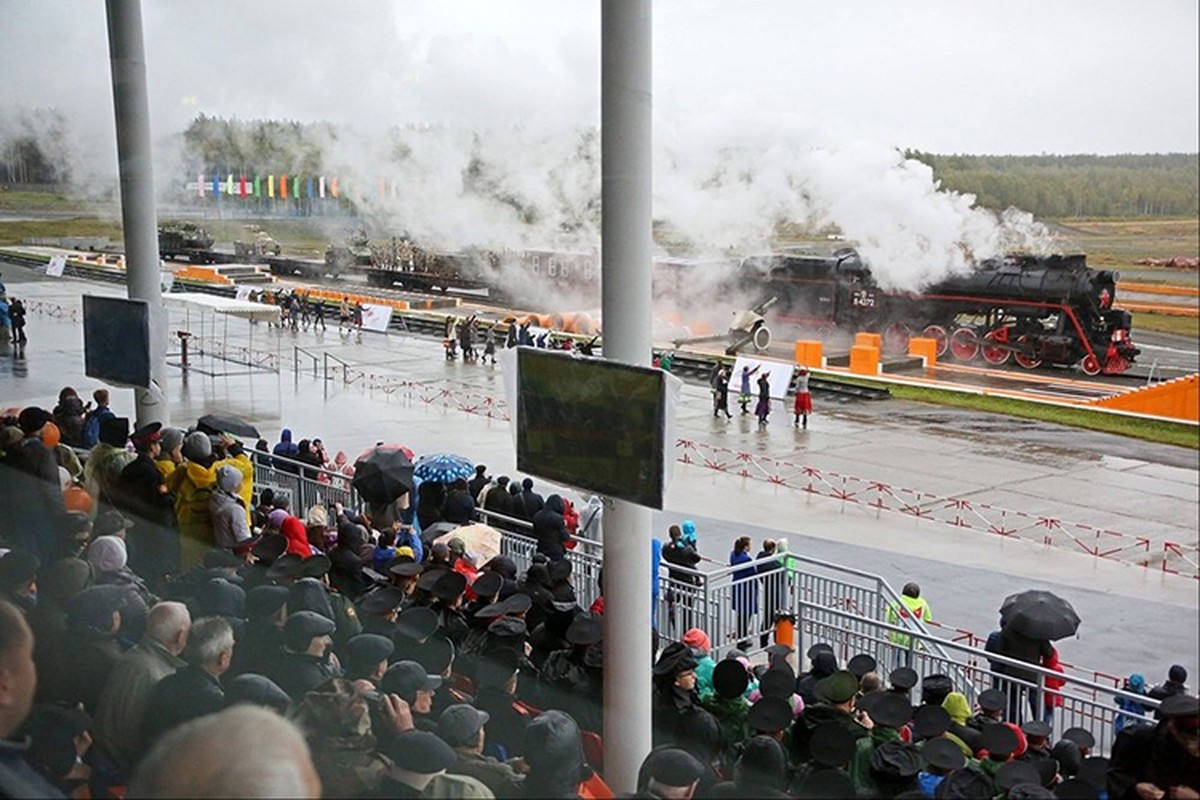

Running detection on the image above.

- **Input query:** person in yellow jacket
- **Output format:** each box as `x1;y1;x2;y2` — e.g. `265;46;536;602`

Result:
155;427;186;480
169;431;254;569
887;581;933;648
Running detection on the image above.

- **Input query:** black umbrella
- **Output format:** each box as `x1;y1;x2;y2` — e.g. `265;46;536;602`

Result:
999;590;1081;641
353;445;414;505
197;413;260;439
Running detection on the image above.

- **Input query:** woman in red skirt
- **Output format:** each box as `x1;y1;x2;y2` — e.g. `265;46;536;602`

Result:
793;366;812;429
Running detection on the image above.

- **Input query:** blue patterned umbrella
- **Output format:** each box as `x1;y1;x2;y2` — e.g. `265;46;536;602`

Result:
413;452;475;484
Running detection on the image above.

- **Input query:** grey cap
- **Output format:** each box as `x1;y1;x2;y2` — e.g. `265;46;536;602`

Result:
437;703;491;748
383;730;457;773
283;610;335;651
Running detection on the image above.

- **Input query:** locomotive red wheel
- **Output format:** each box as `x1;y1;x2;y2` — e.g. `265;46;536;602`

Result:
1013;335;1042;370
882;322;911;355
949;327;980;361
1080;354;1102;376
981;327;1011;366
922;324;949;357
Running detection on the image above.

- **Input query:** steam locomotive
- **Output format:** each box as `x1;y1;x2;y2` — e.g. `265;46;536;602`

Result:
743;248;1139;375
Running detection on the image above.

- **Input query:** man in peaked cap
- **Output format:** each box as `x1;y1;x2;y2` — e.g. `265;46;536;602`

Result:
395;605;440;648
888;666;918;697
263;610;340;699
376;729;491;798
970;687;1007;730
917;736;966;797
117;421;178;590
847;653;877;679
748;696;793;740
357;585;405;637
705;658;752;748
849;692;913;792
266;552;303;583
995;760;1042;794
636;747;705;799
439;703;526;798
1018;718;1056;780
791;669;870;764
381;661;442;720
1108;693;1199;800
1060;726;1095;757
472;647;528;759
978;722;1021;781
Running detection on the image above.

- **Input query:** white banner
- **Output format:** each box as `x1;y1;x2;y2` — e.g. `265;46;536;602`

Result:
731;356;796;400
46;254;66;277
360;303;393;332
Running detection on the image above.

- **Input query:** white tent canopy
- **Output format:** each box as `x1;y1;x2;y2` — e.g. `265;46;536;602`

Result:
165;291;279;322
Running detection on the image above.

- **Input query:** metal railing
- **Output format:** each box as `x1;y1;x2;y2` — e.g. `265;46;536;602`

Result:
250;451;355;513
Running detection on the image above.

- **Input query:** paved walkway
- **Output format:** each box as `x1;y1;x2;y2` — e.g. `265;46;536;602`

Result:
2;269;1197;680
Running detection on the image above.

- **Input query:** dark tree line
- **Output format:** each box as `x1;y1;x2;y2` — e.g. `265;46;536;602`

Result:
906;151;1198;218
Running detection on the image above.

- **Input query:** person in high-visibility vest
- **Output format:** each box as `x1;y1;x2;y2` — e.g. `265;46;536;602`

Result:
887;582;933;648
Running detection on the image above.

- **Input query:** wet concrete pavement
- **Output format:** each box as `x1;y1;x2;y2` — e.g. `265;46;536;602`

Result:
2;267;1197;679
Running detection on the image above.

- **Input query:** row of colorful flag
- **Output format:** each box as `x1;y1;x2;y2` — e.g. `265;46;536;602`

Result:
187;174;405;200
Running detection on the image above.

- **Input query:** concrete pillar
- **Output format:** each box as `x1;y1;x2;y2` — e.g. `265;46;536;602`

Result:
600;0;654;793
105;0;169;427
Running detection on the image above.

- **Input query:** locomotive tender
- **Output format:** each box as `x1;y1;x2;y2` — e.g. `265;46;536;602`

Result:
743;248;1140;375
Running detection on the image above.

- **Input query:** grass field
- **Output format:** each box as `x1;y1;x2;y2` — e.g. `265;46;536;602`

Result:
1133;312;1199;338
1053;217;1199;275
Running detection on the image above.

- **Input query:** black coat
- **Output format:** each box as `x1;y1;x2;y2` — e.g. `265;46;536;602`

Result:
1108;721;1200;799
141;664;225;746
118;454;180;583
475;687;529;759
262;650;341;699
531;498;570;560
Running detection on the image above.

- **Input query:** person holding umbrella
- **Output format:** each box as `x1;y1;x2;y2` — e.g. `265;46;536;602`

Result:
994;589;1080;724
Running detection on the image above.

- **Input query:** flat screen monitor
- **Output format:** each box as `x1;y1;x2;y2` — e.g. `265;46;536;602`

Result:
515;348;669;509
83;295;151;388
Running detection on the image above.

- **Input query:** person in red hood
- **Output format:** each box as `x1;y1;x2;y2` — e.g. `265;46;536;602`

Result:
280;514;312;558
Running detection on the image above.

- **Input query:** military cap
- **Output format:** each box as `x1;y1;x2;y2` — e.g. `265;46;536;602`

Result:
934;768;993;799
0;551;39;589
996;761;1041;792
764;643;793;663
921;674;954;705
473;600;507;619
486;617;527;640
869;740;922;779
1052;739;1082;778
653;642;698;677
388;559;423;578
817;670;859;704
921;737;965;771
344;634;394;671
1008;784;1055;800
748;696;792;733
359;586;405;617
283;610;335;651
481;554;517;580
977;688;1007;712
861;692;912;729
797;767;855;799
1021;719;1052;739
17;407;53;435
413;634;455;676
806;642;834;660
380;660;442;700
252;534;287;564
66;585;127;633
760;665;795;699
712;659;750;700
1076;757;1109;792
737;736;787;786
471;571;503;600
417;567;450;592
197;577;246;619
384;730;457;773
98;416;130;447
548;559;572;582
1158;693;1200;720
1060;726;1095;751
1031;755;1059;788
913;704;952;738
476;647;520;690
809;722;856;768
565;613;603;646
847;653;877;678
395;606;440;641
129;421;162;447
498;593;532;615
888;666;918;690
204;548;244;570
94;510;135;538
266;553;303;581
438;704;491;748
980;722;1019;757
296;554;331;579
640;747;704;789
225;673;291;713
431;570;467;602
245;585;289;619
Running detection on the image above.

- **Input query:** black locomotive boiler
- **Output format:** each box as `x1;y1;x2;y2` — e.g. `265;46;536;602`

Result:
742;248;1140;375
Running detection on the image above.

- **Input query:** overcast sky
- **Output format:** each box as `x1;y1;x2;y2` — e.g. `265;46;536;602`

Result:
2;0;1197;155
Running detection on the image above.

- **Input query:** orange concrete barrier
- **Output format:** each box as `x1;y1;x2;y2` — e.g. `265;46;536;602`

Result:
1091;374;1199;423
794;339;823;368
855;331;882;350
908;337;938;367
849;345;880;376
